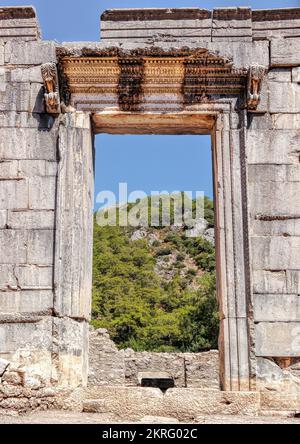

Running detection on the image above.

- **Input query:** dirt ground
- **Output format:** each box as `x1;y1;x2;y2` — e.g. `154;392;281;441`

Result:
0;411;299;424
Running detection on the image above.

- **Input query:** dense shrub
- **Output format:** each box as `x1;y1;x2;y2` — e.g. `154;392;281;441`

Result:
92;197;218;352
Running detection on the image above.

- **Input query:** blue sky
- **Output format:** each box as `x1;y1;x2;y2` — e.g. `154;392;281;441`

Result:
2;1;298;206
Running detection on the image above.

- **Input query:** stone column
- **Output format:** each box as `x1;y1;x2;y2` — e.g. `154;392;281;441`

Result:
213;111;252;391
53;112;94;386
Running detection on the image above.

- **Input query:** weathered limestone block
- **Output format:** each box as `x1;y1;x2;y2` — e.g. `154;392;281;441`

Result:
54;113;94;320
18;160;47;177
4;41;56;65
184;351;219;389
28;176;56;210
252;237;300;270
0;111;55;129
253;19;300;40
11;66;43;83
0;82;44;113
209;40;268;68
0;6;40;42
27;230;54;265
247;113;273;130
0;209;6;228
254;294;300;322
0;290;53;314
287;164;300;182
45;161;57;176
125;350;185;387
255;322;300;356
249;183;300;216
292;67;300;83
88;329;125;386
0;26;38;41
257;358;300;393
248;164;287;183
261;392;300;412
269;81;300;113
0;179;28;210
246;129;300;164
0;82;33;112
252;270;286;294
0;230;27;264
272;113;300;130
212;7;252;42
52;318;89;387
18;159;57;177
101;8;212;42
252;218;300;237
83;386;259;418
0;264;17;290
287;270;300;294
13;265;53;290
0;159;19;178
163;388;259;417
0;317;53;382
271;38;300;66
0;128;58;160
30;82;45;114
7;210;55;230
248;164;300;185
268;69;291;83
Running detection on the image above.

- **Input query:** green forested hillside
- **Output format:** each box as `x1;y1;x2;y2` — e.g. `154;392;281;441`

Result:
91;197;219;352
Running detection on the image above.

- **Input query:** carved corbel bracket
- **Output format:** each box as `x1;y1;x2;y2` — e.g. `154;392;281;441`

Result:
246;65;266;110
41;62;61;114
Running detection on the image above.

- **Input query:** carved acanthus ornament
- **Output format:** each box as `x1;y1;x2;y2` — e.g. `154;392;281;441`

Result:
41;62;61;114
246;65;266;110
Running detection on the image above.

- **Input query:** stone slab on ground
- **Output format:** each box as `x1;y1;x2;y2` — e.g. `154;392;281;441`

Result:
83;387;260;420
0;410;300;424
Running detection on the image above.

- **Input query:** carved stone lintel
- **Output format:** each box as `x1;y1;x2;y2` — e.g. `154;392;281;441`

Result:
41;62;61;114
247;65;266;110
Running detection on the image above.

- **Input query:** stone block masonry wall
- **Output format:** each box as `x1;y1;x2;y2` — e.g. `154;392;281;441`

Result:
246;41;300;394
0;7;93;391
88;329;220;390
101;7;300;43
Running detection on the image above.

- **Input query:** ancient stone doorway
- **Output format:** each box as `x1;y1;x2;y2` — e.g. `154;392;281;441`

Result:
55;108;252;391
3;5;300;417
89;133;218;389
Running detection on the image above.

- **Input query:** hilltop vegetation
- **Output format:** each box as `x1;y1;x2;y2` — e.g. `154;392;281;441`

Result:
91;196;219;352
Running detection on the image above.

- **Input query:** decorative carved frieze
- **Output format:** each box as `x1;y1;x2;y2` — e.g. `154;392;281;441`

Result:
118;57;144;111
246;65;266;110
41;62;61;114
60;49;266;112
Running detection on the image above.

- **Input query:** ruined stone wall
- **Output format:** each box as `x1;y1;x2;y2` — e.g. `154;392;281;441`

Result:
88;329;220;390
0;7;93;391
248;59;300;397
1;5;300;414
100;7;300;43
